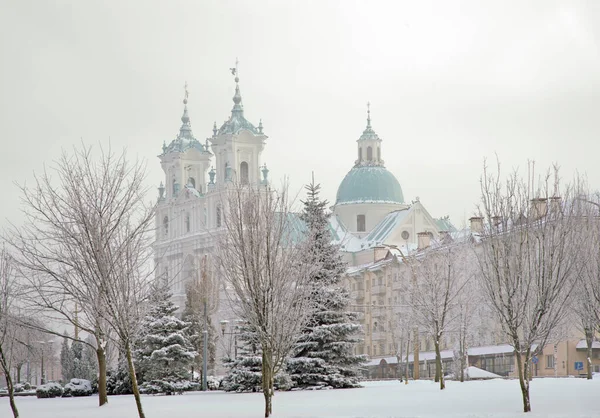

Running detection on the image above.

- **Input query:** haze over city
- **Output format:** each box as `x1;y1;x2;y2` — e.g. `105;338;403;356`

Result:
2;0;600;229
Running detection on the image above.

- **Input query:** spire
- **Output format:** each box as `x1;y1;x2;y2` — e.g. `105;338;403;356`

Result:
358;101;379;141
179;82;193;139
230;58;243;114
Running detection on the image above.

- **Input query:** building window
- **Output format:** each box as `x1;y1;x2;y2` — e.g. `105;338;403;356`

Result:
240;161;249;184
216;205;222;227
357;214;366;232
377;147;381;161
546;354;555;369
358;147;362;161
163;216;169;237
185;213;190;233
188;177;196;189
367;146;373;161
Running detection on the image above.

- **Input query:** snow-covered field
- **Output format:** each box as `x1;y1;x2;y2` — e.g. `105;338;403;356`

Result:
3;378;599;417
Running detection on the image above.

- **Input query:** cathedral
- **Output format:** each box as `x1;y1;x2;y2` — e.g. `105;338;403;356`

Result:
152;68;457;372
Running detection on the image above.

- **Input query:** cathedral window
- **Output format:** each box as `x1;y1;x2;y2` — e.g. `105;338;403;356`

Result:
377;147;381;161
358;147;362;161
216;205;222;227
188;177;196;189
357;214;366;232
367;146;373;161
185;212;190;233
240;161;249;185
163;216;169;237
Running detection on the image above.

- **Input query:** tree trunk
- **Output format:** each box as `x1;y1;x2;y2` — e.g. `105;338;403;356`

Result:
96;345;108;406
125;341;145;418
585;329;593;380
434;339;445;390
262;351;272;417
0;344;19;418
515;350;531;412
405;337;410;384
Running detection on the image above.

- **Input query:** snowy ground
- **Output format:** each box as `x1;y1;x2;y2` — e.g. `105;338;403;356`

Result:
3;378;599;417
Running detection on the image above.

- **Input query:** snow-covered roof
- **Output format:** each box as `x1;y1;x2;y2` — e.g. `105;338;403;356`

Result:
576;339;600;349
467;344;516;356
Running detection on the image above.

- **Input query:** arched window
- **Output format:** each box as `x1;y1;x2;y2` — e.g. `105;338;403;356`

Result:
188;177;196;189
163;216;169;237
377;147;381;161
240;161;249;184
172;179;177;197
185;212;190;233
216;205;222;228
357;214;366;232
358;147;362;161
367;146;373;161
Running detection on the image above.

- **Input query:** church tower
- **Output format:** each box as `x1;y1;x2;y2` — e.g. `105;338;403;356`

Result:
208;60;268;188
158;83;213;201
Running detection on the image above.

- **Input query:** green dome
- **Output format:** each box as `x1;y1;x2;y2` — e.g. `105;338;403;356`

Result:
335;165;404;205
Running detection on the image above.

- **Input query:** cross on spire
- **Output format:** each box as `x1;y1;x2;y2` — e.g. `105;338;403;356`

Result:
184;81;189;104
366;101;372;128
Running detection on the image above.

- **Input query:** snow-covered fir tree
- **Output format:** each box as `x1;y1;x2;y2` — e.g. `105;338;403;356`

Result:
60;333;73;382
221;324;292;392
135;283;196;394
286;178;365;389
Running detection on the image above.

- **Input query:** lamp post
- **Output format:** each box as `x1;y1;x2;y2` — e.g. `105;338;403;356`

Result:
36;340;54;385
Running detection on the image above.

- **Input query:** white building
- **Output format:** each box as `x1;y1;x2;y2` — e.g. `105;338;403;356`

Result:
152;70;268;361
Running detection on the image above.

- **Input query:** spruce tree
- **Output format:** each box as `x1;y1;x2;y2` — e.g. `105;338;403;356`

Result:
60;333;73;382
221;324;292;392
287;177;365;388
135;283;196;394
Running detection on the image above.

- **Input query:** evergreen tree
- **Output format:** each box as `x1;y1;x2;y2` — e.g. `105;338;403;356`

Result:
60;333;73;382
287;178;365;388
135;282;196;394
221;325;292;392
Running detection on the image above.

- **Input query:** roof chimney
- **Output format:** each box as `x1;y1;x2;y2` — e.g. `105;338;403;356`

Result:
530;198;548;220
417;231;431;250
469;217;483;233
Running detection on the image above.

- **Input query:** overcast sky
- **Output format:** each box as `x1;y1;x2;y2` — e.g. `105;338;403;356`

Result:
1;0;599;229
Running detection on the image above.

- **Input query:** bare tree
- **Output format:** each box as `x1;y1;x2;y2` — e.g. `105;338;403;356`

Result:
570;190;600;379
215;184;314;417
0;247;20;418
474;160;584;412
6;143;153;409
410;244;470;390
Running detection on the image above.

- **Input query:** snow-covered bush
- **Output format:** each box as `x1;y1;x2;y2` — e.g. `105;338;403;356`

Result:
207;376;222;391
140;379;197;395
63;378;93;397
106;366;133;395
36;382;64;398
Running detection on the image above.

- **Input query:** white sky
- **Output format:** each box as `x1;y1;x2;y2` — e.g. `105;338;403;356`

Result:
1;0;600;229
